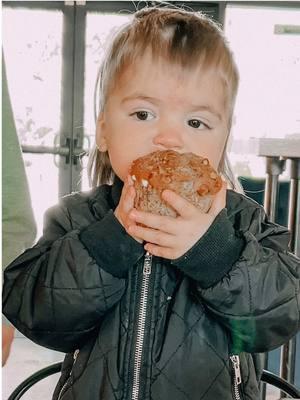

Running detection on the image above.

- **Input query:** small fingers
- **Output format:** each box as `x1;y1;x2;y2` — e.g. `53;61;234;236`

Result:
128;225;174;247
122;177;136;213
129;210;176;234
114;176;136;230
144;243;179;260
162;190;195;218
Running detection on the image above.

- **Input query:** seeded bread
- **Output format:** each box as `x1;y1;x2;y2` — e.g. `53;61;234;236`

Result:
130;150;222;217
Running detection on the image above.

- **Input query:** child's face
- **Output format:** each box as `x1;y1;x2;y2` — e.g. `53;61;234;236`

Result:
97;53;230;182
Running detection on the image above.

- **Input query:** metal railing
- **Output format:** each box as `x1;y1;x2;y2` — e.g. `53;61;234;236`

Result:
257;138;300;399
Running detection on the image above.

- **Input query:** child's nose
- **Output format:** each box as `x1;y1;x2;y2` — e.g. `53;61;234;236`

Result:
152;127;184;150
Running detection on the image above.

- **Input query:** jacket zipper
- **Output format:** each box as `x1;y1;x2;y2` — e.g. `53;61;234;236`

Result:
58;349;80;400
230;355;242;400
131;251;153;400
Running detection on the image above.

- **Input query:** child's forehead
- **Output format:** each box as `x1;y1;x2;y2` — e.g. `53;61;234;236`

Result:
116;55;222;91
109;56;228;119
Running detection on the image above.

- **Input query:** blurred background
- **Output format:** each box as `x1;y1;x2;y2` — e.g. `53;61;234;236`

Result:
2;1;300;399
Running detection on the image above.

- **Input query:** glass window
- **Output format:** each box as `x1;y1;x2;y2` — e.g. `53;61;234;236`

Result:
23;154;59;238
3;7;63;236
2;8;63;147
224;5;300;178
81;12;132;190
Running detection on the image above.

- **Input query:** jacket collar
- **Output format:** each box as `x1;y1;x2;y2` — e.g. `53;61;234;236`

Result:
111;176;124;209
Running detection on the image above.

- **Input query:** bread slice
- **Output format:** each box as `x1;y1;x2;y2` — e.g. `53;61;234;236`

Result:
130;150;222;217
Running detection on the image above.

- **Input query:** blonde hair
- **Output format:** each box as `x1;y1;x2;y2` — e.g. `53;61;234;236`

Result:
88;6;242;191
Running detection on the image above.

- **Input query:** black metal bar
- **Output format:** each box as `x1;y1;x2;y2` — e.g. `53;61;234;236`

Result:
288;159;300;256
3;1;64;10
261;369;300;398
71;3;86;189
7;362;62;400
261;156;286;400
280;338;297;392
224;1;300;8
59;4;76;197
280;158;300;397
83;1;219;19
263;157;286;222
264;172;279;222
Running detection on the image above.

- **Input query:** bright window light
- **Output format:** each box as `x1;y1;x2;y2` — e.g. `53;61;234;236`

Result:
224;4;300;178
3;8;63;237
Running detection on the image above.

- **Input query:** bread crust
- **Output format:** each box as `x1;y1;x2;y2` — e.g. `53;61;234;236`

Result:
130;150;222;217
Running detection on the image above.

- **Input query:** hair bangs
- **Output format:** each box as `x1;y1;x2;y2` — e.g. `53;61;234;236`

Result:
100;9;238;112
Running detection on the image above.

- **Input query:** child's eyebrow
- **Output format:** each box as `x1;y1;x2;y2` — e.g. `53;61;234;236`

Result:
121;94;160;105
121;93;222;121
189;104;222;121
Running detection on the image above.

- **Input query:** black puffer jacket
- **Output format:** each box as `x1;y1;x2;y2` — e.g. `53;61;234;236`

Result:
3;179;300;400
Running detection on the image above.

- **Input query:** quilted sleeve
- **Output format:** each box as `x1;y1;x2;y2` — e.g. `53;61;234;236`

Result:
172;196;300;353
2;200;143;353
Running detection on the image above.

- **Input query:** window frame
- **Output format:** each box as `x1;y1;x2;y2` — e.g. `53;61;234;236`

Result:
2;1;220;197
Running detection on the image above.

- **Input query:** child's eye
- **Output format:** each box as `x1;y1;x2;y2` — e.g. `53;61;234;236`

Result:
131;111;155;121
188;119;210;130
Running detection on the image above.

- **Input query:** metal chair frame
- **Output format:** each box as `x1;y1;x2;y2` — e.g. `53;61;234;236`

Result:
7;362;62;400
7;362;300;400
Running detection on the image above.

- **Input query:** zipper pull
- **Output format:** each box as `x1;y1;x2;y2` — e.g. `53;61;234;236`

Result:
230;355;241;385
69;349;79;376
143;251;152;275
73;349;79;361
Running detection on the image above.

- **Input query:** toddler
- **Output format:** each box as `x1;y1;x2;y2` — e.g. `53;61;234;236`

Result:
3;7;300;400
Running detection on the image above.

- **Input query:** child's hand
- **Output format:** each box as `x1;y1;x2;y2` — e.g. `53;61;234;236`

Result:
114;175;142;243
127;181;227;259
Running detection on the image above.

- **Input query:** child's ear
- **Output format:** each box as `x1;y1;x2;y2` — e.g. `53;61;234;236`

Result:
96;112;108;152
